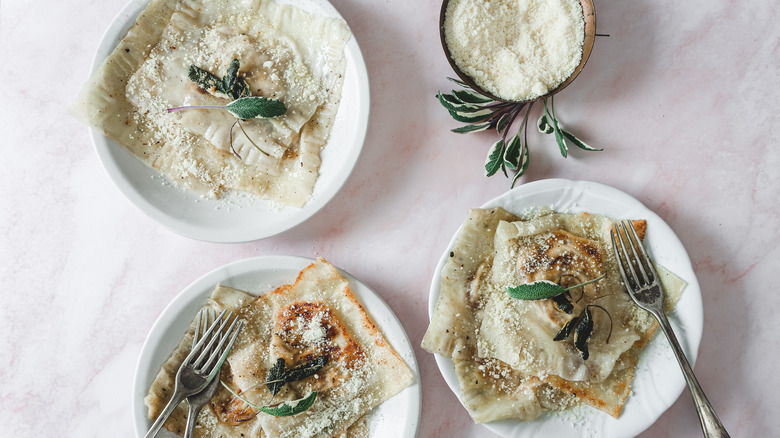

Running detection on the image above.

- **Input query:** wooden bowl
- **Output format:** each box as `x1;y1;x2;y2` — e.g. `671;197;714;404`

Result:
439;0;596;103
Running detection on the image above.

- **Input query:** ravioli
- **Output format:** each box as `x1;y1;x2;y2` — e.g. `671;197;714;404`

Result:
422;208;686;422
145;259;413;437
73;0;351;207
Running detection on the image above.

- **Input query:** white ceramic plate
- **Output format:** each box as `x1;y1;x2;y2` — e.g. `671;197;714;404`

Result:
428;179;703;438
133;255;421;437
89;0;369;242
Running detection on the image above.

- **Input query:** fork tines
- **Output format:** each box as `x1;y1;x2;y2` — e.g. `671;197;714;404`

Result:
613;221;654;287
187;309;244;377
610;220;664;309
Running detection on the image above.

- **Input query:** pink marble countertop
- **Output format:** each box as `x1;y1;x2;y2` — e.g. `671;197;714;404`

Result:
1;0;778;436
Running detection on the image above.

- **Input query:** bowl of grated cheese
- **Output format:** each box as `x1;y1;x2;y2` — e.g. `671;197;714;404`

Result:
440;0;596;103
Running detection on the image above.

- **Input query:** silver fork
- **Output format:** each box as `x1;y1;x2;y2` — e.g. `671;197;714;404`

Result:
611;221;729;438
144;309;244;438
183;310;225;438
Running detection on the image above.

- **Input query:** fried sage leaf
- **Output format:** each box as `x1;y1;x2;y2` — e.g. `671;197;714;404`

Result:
573;308;594;360
552;293;574;314
223;58;240;97
285;355;329;383
258;392;318;417
188;65;223;93
266;358;287;396
231;77;252;100
265;355;329;396
554;316;580;341
189;59;251;99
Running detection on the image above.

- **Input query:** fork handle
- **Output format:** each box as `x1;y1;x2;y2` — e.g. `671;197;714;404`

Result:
184;400;205;438
144;391;186;438
654;310;730;438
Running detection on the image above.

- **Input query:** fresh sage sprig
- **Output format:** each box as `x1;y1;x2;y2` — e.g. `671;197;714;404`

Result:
218;355;327;418
507;274;609;360
438;78;602;187
219;381;318;417
506;273;606;300
167;96;287;120
258;392;318;417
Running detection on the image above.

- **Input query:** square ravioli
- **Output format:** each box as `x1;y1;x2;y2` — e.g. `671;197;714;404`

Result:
145;259;413;437
74;0;351;207
422;208;686;422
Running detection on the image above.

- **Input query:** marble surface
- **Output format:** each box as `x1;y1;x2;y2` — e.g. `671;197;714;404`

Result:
1;0;778;436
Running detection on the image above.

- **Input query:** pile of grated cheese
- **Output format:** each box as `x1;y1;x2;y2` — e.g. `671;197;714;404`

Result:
444;0;585;101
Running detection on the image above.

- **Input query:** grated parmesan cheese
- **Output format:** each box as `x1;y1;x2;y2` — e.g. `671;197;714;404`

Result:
444;0;585;101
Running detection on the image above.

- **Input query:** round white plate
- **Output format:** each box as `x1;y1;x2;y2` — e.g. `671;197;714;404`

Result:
428;179;703;438
89;0;369;242
133;255;420;437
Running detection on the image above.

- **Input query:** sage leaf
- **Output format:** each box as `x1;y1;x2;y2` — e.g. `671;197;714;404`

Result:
447;77;471;89
553;317;579;341
544;99;568;158
496;112;512;135
438;92;489;113
507;280;565;300
188;65;222;93
452;103;492;114
537;113;554;134
510;143;529;188
452;123;491;134
226;96;287;119
452;89;493;104
554;129;567;157
552;293;574;314
284;355;328;383
503;133;521;170
265;355;328;397
223;58;240;97
484;139;504;177
266;357;287;396
259;392;318;417
438;92;469;111
449;108;494;123
573;308;593;360
561;129;602;151
231;77;252;99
